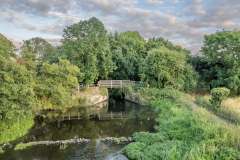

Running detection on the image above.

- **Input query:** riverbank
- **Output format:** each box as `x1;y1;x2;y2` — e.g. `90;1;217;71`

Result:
122;87;240;160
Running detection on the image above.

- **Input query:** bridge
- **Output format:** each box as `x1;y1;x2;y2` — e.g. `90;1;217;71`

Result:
76;80;143;91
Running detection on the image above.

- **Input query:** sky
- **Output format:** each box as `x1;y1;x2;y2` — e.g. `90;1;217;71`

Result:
0;0;240;54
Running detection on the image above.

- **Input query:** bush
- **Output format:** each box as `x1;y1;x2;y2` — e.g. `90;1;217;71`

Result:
122;142;146;160
210;87;230;108
133;131;168;145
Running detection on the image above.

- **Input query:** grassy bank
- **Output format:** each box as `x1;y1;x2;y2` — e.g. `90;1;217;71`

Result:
122;87;240;160
192;93;240;123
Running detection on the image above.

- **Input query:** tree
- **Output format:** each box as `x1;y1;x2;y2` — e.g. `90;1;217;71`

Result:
0;54;35;118
0;34;17;59
19;47;38;71
108;31;140;80
34;58;81;111
139;47;196;91
200;30;240;93
146;37;191;55
61;17;116;85
23;37;58;62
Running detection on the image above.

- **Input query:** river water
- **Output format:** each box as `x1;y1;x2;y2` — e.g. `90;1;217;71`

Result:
1;99;157;160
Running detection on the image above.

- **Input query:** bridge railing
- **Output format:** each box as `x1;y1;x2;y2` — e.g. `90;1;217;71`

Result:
73;80;144;91
98;80;144;88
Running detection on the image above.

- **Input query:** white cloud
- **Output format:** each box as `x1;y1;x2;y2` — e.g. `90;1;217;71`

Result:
145;0;164;6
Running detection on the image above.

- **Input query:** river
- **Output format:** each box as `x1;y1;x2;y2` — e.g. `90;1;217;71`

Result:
1;99;157;160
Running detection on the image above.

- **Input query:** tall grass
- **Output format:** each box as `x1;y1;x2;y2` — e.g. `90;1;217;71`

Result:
194;93;240;123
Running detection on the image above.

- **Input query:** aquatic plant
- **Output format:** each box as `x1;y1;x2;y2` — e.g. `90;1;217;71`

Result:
0;146;4;153
60;142;68;150
14;142;33;150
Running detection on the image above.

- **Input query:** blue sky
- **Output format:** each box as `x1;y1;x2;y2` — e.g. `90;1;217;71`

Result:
0;0;240;54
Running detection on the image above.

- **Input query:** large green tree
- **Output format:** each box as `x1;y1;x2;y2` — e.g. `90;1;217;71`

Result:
108;31;143;80
139;47;196;91
34;58;81;111
61;17;116;84
200;30;240;93
0;54;35;118
23;37;58;62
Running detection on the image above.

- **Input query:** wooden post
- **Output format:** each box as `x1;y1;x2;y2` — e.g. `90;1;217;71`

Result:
111;111;113;119
78;113;80;120
111;80;112;88
69;113;70;120
88;85;89;89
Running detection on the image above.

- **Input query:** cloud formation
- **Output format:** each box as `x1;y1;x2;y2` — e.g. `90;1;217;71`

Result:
0;0;239;54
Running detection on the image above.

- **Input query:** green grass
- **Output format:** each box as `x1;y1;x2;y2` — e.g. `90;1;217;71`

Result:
122;87;240;160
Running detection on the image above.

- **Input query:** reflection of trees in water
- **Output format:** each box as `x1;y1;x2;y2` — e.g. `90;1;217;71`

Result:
21;100;157;142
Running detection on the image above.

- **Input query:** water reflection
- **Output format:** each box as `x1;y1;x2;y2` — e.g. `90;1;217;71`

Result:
1;99;157;160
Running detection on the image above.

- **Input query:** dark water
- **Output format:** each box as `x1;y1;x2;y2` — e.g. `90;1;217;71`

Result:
1;99;157;160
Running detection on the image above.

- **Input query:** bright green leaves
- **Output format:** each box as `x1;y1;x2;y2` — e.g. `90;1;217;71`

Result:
140;47;191;90
34;58;81;111
0;34;17;59
61;17;116;85
0;55;35;118
210;87;230;108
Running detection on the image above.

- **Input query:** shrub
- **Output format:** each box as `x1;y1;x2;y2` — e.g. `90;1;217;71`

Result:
133;131;168;145
122;142;146;160
210;87;230;108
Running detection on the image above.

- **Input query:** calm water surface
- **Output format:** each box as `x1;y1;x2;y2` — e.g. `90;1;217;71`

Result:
2;99;157;160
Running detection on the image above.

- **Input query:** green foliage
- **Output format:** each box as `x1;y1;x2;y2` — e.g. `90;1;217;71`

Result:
20;46;38;71
61;17;116;84
146;37;191;55
139;47;196;91
143;141;181;160
0;146;4;153
34;58;81;110
122;142;146;160
133;131;168;145
0;55;36;118
99;86;108;96
0;114;34;144
14;142;33;150
0;34;17;59
124;87;240;159
23;37;58;62
60;142;68;150
200;30;240;93
108;31;145;80
210;87;230;108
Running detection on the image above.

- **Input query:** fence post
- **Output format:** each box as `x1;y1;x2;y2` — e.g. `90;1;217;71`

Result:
111;111;113;119
111;80;112;89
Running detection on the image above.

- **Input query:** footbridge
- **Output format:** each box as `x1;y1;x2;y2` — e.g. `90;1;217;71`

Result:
98;80;143;88
76;80;143;91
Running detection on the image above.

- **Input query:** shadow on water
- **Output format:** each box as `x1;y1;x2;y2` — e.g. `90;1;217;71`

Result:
1;99;158;160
